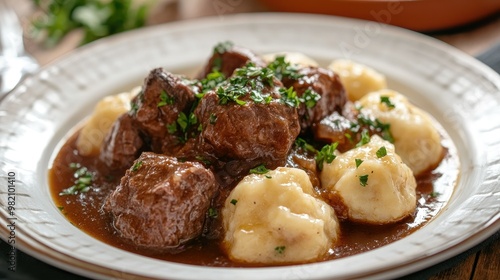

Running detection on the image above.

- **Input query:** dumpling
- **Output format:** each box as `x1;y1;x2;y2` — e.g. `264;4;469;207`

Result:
222;167;339;264
321;135;417;224
356;89;444;175
328;59;387;101
76;87;140;156
262;52;319;67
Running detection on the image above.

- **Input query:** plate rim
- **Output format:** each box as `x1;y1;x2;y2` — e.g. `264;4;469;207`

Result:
1;12;500;280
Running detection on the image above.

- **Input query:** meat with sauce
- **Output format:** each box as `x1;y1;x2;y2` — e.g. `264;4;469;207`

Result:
194;76;300;171
312;102;395;152
104;152;217;251
99;113;145;171
130;68;197;155
198;42;265;79
282;67;347;131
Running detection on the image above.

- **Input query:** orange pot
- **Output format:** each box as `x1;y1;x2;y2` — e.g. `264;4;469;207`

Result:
258;0;500;31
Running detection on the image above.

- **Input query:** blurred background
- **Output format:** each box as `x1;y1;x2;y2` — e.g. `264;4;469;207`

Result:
6;0;500;65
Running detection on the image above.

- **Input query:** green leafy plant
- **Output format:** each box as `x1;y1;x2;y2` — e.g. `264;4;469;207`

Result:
31;0;150;47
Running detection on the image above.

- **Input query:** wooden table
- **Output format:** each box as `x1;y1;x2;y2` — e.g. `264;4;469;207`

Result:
9;0;500;279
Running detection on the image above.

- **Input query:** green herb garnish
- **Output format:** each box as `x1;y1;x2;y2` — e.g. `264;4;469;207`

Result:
275;246;286;254
356;130;371;147
230;199;238;205
249;164;270;175
355;158;363;168
356;114;394;143
213;41;234;54
301;89;321;108
208;207;218;218
430;191;441;198
157;90;175;107
166;122;177;134
267;56;302;80
200;70;226;93
131;160;143;172
376;146;387;158
295;138;317;153
280;86;300;108
60;164;93;196
316;142;339;170
359;174;369;187
380;96;395;109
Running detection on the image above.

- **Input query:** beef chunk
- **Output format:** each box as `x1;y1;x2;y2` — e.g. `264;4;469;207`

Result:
312;102;394;152
198;42;265;79
282;67;347;131
131;68;197;154
99;114;144;170
312;111;355;152
105;152;217;251
195;87;300;168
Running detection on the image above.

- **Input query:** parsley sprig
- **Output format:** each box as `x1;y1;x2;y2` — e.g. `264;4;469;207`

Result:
60;163;94;196
157;90;175;107
316;142;339;170
355;113;394;143
216;63;275;106
213;41;234;54
380;96;396;109
267;56;302;80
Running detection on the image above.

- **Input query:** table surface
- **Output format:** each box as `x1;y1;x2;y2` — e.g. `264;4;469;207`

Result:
4;0;500;279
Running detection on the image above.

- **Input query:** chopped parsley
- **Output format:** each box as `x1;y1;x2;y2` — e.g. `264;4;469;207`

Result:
208;207;218;218
380;96;395;109
166;111;199;143
295;138;317;153
267;56;302;80
234;64;275;85
356;130;371;147
275;246;286;254
359;174;369;187
60;163;94;196
280;86;300;108
195;155;211;166
157;90;175;107
130;101;139;115
31;0;149;47
212;57;222;71
376;146;387;158
430;191;441;198
249;164;270;175
230;199;238;205
209;113;217;124
356;114;394;143
213;41;234;54
131;160;143;171
316;142;339;170
166;122;177;134
355;158;363;168
200;70;226;93
216;62;276;106
57;206;64;211
301;89;321;108
216;84;247;105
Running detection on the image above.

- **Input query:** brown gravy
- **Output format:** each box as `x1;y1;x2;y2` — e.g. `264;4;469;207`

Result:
49;130;458;267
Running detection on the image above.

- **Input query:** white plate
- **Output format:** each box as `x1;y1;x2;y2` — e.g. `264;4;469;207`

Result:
1;13;499;280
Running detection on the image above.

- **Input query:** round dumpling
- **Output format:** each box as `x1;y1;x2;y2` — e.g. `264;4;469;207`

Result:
76;87;140;156
222;167;339;264
321;135;417;224
356;89;444;175
262;52;319;67
328;59;387;101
